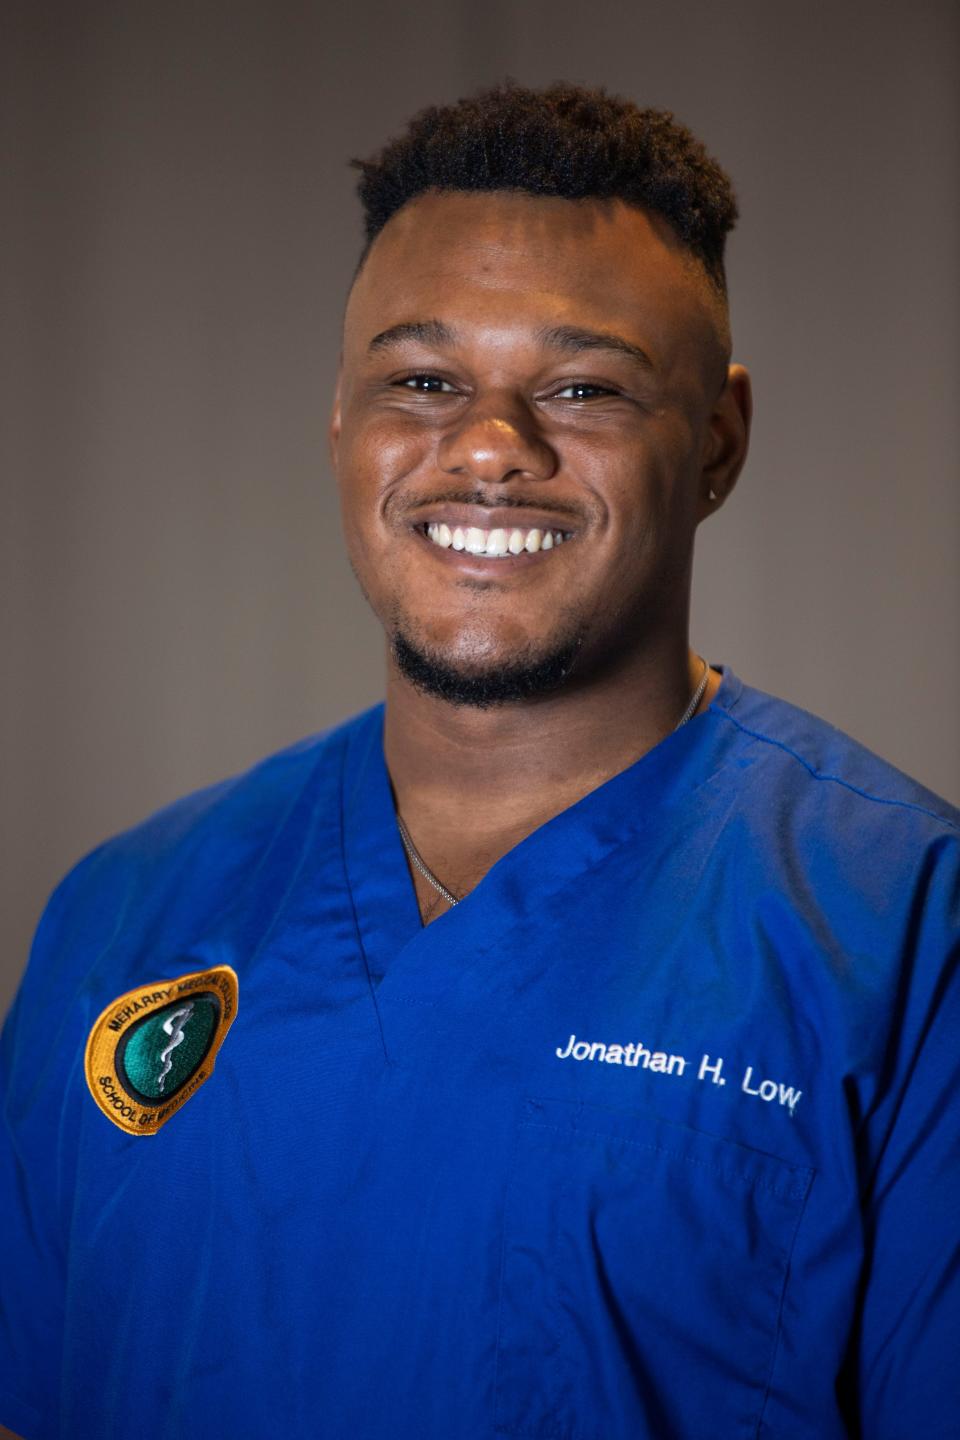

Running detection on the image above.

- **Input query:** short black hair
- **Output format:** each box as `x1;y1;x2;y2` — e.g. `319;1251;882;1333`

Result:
351;82;738;295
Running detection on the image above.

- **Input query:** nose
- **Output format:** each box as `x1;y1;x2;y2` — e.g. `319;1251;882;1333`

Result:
437;394;557;485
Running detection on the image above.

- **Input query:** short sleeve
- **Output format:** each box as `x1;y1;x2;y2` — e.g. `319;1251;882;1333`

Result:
841;839;960;1435
0;997;63;1438
0;851;108;1440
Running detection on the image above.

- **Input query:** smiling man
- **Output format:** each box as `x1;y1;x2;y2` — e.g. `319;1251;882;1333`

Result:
1;84;958;1440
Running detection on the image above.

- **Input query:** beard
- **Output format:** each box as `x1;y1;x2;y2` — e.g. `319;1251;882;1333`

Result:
389;612;586;709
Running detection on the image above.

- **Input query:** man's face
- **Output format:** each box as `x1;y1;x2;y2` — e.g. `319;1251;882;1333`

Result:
331;190;743;705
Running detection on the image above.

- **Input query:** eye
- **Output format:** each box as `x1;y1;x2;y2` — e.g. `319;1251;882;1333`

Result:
395;374;457;393
552;381;619;400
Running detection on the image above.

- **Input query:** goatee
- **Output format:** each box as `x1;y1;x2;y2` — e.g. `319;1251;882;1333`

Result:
391;629;584;709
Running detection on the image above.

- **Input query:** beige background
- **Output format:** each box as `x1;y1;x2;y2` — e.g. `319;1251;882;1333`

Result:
2;0;958;1019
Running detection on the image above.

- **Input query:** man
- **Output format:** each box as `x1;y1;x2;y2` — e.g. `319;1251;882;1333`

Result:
1;83;957;1440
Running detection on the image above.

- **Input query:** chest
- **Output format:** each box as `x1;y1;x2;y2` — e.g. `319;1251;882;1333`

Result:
65;874;881;1439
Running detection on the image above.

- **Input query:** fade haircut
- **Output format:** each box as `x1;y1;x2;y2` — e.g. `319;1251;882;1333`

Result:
351;82;738;298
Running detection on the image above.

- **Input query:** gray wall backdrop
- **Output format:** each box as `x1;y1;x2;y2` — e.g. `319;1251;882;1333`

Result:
3;0;958;1018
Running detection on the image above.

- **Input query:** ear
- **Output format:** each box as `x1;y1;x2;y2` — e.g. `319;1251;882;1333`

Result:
697;363;752;521
328;369;344;471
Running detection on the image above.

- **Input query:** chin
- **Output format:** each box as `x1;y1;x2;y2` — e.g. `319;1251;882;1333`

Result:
391;628;585;709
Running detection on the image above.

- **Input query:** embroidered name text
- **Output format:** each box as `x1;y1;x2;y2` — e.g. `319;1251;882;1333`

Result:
555;1034;688;1075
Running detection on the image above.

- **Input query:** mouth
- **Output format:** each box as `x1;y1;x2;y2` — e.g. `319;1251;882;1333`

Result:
420;521;572;558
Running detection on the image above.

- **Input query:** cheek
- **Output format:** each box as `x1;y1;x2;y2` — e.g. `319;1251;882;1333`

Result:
334;435;392;556
337;413;432;511
335;419;432;606
597;420;698;530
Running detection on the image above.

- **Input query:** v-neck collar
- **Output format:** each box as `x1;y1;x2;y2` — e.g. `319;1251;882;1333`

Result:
340;667;746;999
341;707;423;985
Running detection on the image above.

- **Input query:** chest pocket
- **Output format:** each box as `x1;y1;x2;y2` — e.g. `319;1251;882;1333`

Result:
495;1096;813;1440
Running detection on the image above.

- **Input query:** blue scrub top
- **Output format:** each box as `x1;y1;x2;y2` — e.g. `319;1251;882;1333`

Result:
1;668;958;1439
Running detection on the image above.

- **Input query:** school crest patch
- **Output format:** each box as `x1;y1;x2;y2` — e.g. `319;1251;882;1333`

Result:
84;964;238;1135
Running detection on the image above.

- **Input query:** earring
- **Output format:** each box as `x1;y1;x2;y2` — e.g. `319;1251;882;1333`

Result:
708;488;719;501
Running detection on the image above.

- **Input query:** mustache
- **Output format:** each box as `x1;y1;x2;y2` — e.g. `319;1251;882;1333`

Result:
395;489;590;519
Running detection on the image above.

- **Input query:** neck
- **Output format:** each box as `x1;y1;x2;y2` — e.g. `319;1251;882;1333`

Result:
384;637;719;914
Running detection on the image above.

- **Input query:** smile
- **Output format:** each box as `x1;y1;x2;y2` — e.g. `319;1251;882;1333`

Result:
422;522;570;558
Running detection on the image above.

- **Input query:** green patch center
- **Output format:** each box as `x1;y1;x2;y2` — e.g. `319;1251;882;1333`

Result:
121;996;218;1100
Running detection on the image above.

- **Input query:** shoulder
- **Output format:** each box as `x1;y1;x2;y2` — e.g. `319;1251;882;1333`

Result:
69;703;380;883
704;670;960;966
103;704;381;865
8;706;383;1033
711;668;960;840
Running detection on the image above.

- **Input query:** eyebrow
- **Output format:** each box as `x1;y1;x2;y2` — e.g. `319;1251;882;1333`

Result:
536;324;656;374
366;318;655;374
367;320;457;354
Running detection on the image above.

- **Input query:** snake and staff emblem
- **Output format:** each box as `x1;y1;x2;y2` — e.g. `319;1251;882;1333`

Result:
156;1001;195;1092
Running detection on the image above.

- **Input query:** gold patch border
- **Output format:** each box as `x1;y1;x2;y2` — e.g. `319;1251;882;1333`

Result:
84;963;239;1136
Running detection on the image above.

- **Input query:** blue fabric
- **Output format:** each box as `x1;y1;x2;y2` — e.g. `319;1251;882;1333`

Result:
1;668;958;1439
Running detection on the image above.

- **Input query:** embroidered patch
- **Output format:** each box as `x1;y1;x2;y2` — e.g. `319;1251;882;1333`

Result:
84;964;239;1135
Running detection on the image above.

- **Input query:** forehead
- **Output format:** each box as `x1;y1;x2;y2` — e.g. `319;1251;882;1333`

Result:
344;190;723;372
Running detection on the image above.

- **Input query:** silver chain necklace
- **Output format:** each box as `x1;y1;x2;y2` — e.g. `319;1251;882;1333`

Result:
397;656;711;909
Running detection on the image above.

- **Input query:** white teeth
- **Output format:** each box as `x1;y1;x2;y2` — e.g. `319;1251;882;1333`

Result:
423;522;569;556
